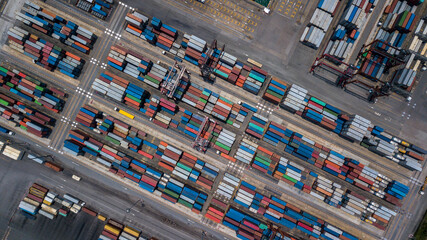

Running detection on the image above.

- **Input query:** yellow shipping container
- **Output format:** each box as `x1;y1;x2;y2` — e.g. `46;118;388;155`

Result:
23;197;40;207
124;226;140;237
98;214;107;221
401;141;410;147
104;224;121;236
398;148;406;154
29;187;45;198
43;199;52;205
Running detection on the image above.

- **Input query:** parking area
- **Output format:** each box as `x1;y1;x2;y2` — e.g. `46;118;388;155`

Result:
275;0;306;19
171;0;264;37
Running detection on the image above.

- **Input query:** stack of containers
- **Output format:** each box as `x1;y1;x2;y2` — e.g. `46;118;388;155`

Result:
12;102;52;137
63;139;84;156
153;112;171;129
300;0;339;49
155;21;178;51
141;97;158;119
245;113;268;139
281;84;308;113
223;207;267;240
300;25;326;49
125;11;149;30
7;27;84;78
76;0;111;19
274;158;309;191
101;220;123;239
385;180;409;201
159;143;183;172
182;83;202;108
139;167;162;192
358;53;388;81
215;173;240;200
212;96;233;122
146;63;167;89
18;3;97;53
75;105;99;128
119;226;142;240
393;10;419;33
226;103;246;128
234;138;257;164
0;67;66;113
243;67;268;95
341;191;369;217
262;77;288;104
371;205;397;230
341;114;370;142
368;139;396;156
19;183;48;216
252;148;279;175
161;177;207;213
263;121;286;146
183;34;206;66
205;203;226;223
213;51;237;81
214;129;236;154
392;68;417;89
234;181;256;208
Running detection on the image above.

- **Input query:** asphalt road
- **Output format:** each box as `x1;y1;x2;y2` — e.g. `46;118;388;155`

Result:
0;134;228;240
0;0;425;239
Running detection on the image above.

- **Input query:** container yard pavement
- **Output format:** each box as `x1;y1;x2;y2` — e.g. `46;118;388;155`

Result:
87;97;383;239
111;29;413;184
0;0;426;239
119;0;427;149
0;135;228;240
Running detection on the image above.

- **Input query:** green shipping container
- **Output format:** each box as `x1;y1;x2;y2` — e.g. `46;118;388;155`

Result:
397;11;409;27
0;66;8;74
177;163;192;172
178;198;193;208
105;136;120;145
226;119;233;125
145;75;160;84
215;141;231;151
323;108;338;117
249;73;265;83
310;97;326;106
214;69;228;79
266;89;282;99
248;122;264;133
0;99;10;106
255;157;270;167
126;94;141;103
164;188;179;199
284;174;297;183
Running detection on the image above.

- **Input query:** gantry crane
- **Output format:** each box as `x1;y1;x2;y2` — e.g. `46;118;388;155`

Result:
200;39;225;82
161;61;189;98
192;117;216;153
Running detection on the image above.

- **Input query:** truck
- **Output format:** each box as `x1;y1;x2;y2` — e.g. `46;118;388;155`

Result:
0;125;14;135
419;177;427;195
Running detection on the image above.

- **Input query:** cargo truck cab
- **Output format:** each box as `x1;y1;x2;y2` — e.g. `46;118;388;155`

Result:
419;177;427;195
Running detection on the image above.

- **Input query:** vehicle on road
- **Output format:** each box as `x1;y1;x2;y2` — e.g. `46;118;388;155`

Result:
114;107;135;119
72;175;81;181
0;125;14;135
419;177;427;195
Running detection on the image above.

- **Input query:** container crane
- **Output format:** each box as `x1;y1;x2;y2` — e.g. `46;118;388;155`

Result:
200;39;225;82
192;117;216;153
161;61;189;98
